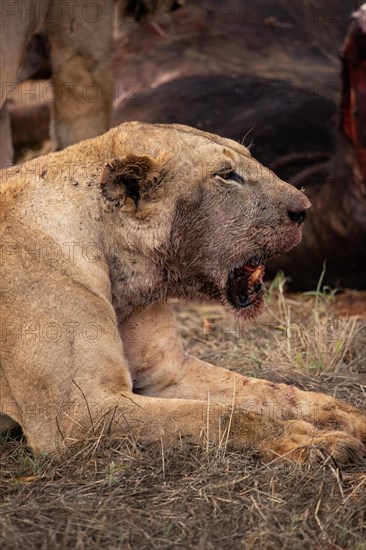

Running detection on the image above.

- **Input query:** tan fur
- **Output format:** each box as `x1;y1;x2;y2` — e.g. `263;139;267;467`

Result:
1;122;365;464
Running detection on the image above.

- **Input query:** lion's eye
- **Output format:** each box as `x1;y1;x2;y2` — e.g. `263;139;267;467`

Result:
218;171;244;184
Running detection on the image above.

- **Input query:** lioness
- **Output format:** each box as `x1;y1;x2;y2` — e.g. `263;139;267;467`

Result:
1;122;365;463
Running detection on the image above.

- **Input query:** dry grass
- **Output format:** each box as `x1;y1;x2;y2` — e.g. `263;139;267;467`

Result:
1;286;366;549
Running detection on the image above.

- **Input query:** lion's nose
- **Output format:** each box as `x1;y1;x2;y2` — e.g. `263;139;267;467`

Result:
288;209;307;225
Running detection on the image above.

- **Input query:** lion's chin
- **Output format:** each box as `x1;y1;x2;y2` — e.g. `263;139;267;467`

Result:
227;293;265;322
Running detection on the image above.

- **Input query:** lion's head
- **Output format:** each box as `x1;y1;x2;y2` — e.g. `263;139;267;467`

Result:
101;122;310;319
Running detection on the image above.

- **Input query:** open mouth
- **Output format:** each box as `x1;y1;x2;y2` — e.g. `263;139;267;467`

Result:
226;258;266;309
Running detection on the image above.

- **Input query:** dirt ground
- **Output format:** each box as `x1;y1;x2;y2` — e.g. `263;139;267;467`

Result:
1;285;365;549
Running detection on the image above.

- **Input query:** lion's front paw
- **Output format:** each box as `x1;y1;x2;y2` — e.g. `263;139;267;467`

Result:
311;400;366;444
266;420;366;465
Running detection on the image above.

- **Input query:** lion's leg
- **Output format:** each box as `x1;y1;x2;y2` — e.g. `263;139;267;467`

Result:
162;356;366;442
0;0;48;167
31;391;365;465
121;302;366;443
1;288;364;464
45;0;114;149
120;302;187;394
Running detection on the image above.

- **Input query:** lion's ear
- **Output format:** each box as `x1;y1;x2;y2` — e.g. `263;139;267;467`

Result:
100;154;163;209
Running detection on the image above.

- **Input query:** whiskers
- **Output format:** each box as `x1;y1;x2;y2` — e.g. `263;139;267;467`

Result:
240;128;255;151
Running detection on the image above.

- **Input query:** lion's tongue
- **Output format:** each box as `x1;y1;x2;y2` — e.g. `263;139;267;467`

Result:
241;264;265;288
